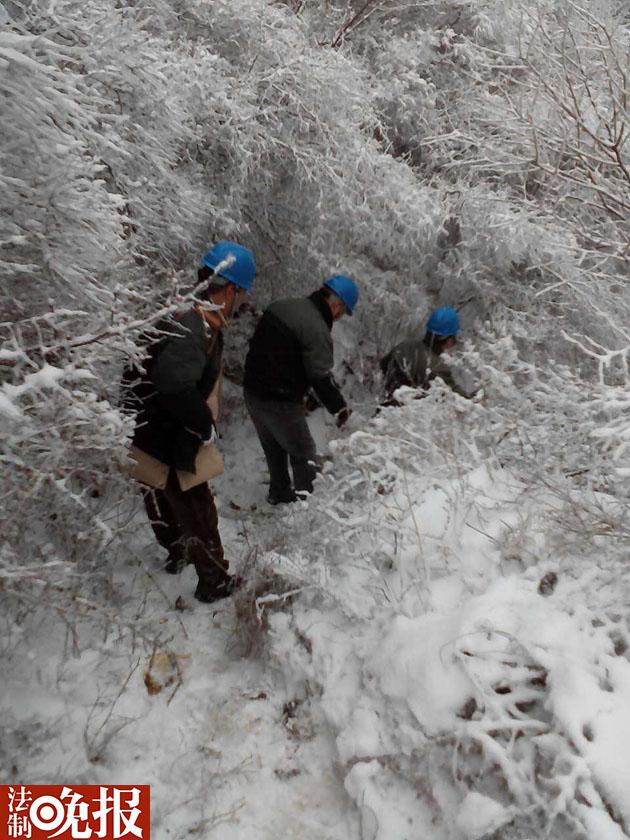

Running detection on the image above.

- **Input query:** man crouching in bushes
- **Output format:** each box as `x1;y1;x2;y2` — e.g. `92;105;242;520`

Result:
123;241;255;604
380;306;471;405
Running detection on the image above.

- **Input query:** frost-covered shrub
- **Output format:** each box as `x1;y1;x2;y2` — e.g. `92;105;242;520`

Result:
3;0;630;832
0;28;126;315
3;0;628;621
416;1;630;365
1;0;449;622
256;322;630;837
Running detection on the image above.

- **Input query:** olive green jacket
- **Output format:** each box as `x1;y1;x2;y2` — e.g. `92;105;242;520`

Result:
380;339;467;399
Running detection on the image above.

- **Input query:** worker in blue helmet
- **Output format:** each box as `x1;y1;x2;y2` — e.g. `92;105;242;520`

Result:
243;274;359;504
380;306;469;404
123;240;256;603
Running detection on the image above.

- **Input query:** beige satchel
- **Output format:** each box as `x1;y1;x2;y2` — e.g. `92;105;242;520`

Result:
175;441;224;491
207;368;223;422
128;445;169;489
128;440;224;491
128;371;225;491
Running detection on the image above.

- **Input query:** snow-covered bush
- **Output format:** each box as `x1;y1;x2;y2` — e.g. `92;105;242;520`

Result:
1;0;468;610
3;0;630;832
256;325;630;837
410;0;630;370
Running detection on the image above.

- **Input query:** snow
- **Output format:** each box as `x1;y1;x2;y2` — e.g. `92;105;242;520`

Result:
369;613;474;733
0;392;22;419
2;562;357;839
2;364;95;406
5;0;630;834
584;656;630;828
4;386;630;839
1;393;360;839
578;805;629;840
251;392;630;839
456;791;514;839
6;368;630;840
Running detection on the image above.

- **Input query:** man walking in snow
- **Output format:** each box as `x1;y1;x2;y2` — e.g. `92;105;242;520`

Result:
243;275;359;504
380;306;468;404
124;240;256;603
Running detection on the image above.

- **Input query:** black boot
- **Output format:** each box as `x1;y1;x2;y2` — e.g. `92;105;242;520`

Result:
267;490;298;505
194;574;242;604
164;552;185;575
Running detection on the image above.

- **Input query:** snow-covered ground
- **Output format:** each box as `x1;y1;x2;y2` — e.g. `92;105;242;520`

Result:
2;397;358;838
4;0;630;835
3;382;630;839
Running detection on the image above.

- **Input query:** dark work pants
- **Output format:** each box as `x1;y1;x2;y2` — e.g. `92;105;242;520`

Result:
244;391;318;498
143;469;229;592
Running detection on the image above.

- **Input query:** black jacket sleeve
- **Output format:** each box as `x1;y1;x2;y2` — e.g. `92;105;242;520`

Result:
150;315;215;439
310;373;346;416
300;301;346;415
156;390;214;440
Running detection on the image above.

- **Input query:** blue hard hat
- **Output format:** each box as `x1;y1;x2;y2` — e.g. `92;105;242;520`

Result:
426;306;460;337
202;240;256;290
323;275;359;315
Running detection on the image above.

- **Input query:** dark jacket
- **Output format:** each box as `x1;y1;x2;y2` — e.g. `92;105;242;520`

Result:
123;309;222;472
380;338;466;400
243;290;346;415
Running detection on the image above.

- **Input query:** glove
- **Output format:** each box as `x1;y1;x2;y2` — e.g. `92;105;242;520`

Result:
335;407;352;428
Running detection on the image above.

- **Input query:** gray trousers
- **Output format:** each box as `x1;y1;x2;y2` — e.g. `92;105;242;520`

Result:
244;391;318;498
